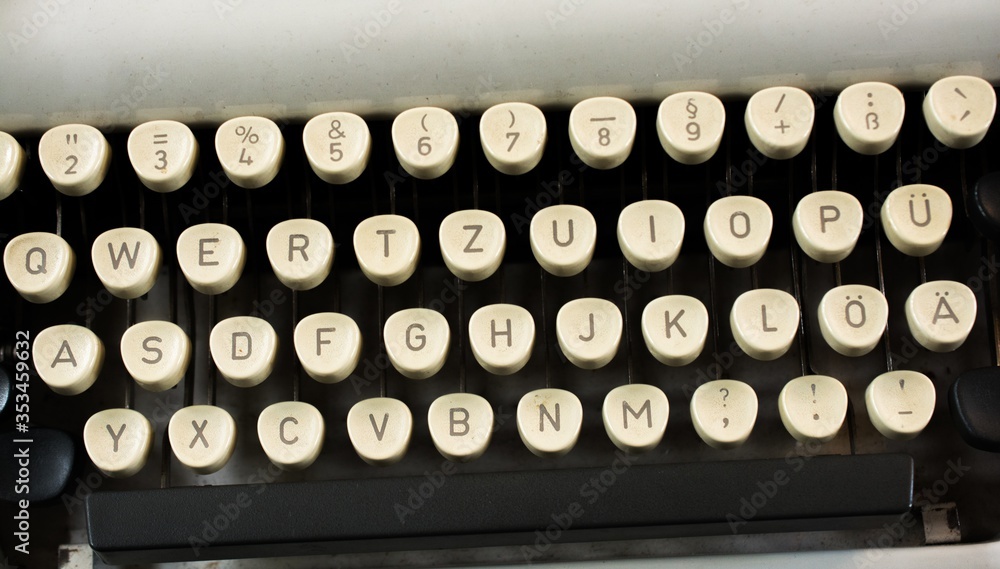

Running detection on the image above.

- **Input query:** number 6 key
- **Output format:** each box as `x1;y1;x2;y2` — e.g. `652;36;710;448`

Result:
392;107;459;180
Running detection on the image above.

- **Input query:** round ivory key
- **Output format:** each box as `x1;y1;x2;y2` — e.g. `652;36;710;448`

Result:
833;82;905;155
293;312;362;383
704;195;773;268
210;316;278;387
730;288;799;361
4;232;76;303
881;184;952;257
439;209;506;281
257;401;325;471
923;75;997;149
215;116;285;189
745;86;814;160
602;384;669;453
33;325;104;395
792;190;864;263
168;405;237;474
303;112;371;184
84;408;153;478
91;227;162;299
480;102;546;175
38;124;111;196
905;280;976;353
127;120;199;192
468;303;535;375
656;92;725;165
266;218;335;290
176;223;247;295
120;321;191;392
778;375;848;443
818;284;888;357
353;214;420;286
568;97;636;170
690;379;758;450
517;388;583;458
428;392;494;462
617;200;685;272
392;107;459;180
530;204;597;277
347;397;413;465
0;132;27;201
641;295;709;366
556;298;623;370
865;370;935;440
384;308;450;379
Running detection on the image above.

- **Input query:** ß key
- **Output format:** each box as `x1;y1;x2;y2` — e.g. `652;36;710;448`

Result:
833;82;905;155
392;107;459;180
569;97;636;169
38;123;112;196
303;112;371;184
127;120;199;192
215;116;285;189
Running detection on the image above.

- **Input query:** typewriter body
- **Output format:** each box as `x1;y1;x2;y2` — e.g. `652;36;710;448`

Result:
1;1;1000;568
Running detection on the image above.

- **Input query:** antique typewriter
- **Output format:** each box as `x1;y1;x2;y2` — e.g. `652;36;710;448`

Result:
1;1;1000;568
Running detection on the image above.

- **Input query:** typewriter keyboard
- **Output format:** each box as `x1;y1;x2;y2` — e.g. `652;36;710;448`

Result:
1;78;1000;567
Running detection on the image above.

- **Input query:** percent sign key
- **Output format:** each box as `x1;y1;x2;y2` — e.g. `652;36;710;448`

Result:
215;116;285;189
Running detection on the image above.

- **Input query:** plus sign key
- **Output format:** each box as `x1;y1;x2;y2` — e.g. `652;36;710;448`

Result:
745;87;814;160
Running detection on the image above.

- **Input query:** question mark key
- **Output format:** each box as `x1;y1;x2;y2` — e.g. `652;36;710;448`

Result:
690;379;757;450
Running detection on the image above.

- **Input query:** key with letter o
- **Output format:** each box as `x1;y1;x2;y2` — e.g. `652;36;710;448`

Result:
384;308;450;379
4;232;76;303
84;408;153;478
33;325;104;395
428;393;494;462
704;195;773;268
818;284;888;357
168;405;237;474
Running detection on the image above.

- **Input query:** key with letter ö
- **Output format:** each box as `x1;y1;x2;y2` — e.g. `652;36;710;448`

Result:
392;107;459;179
617;200;685;272
353;214;420;286
303;112;371;184
293;312;362;383
641;295;709;366
657;92;725;165
530;204;596;277
91;227;162;299
168;405;237;474
602;384;669;454
120;321;191;392
881;184;952;257
38;124;111;196
745;86;814;160
866;370;935;440
384;308;450;379
905;280;976;353
210;317;278;387
818;284;888;357
569;97;636;170
428;393;494;462
834;82;905;155
127;120;199;192
439;209;506;282
258;401;325;471
176;223;247;294
33;325;104;395
557;298;623;370
792;190;864;263
690;379;758;450
730;289;799;361
923;75;996;149
216;116;285;189
3;232;76;303
266;219;335;290
517;388;583;458
84;409;153;478
704;195;773;268
468;304;535;375
347;397;412;465
0;132;26;201
480;102;546;175
778;375;848;443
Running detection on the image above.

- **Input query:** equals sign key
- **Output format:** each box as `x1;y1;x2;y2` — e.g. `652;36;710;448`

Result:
153;134;169;145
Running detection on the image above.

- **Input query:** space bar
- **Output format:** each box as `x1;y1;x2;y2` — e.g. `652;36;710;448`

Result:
87;453;913;564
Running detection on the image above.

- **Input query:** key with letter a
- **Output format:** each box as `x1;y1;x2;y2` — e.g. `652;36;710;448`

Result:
428;393;494;462
33;325;104;395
